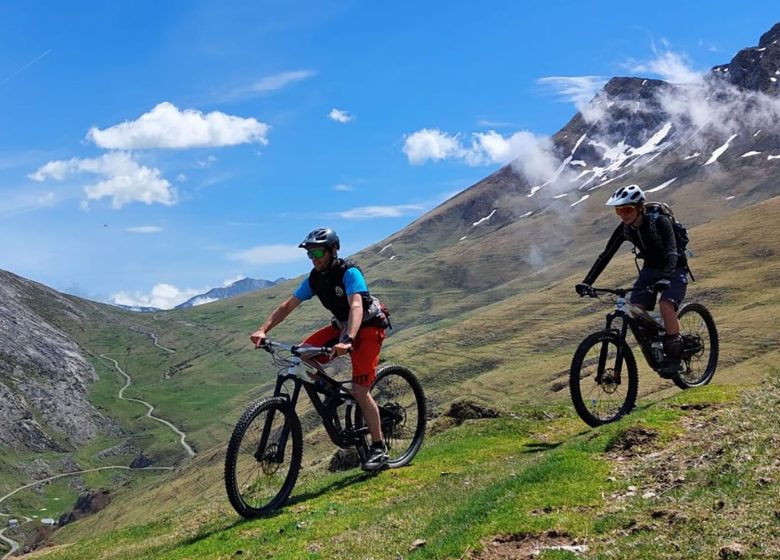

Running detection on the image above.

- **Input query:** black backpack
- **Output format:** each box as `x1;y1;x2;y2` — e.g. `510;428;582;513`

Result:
644;202;694;279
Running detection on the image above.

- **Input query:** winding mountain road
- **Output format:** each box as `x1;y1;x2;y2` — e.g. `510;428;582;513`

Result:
0;329;190;558
0;526;18;560
99;354;195;458
130;327;175;353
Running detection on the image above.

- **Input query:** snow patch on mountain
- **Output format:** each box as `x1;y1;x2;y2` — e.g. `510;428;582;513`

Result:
646;177;677;193
472;209;496;226
704;134;738;165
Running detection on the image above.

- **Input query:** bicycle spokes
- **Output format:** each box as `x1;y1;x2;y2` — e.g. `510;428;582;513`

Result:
354;365;426;467
570;332;638;427
225;398;302;518
674;303;719;388
379;402;406;443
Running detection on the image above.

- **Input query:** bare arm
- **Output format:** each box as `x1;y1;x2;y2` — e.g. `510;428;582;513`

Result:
333;293;363;356
344;293;363;340
250;296;302;346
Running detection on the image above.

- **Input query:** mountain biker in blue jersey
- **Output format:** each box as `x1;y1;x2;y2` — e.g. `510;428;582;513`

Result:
250;227;391;470
575;185;687;377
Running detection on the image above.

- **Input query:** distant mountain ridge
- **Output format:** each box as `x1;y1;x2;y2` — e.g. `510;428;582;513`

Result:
175;277;284;309
110;277;284;312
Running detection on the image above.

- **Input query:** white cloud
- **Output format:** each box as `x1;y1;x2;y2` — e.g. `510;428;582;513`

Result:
0;188;60;218
191;297;219;306
630;50;703;85
111;283;202;310
336;204;425;219
242;70;316;94
537;76;607;110
333;183;353;191
30;152;176;209
126;226;162;233
477;119;512;128
402;127;556;180
222;275;246;287
86;102;270;149
196;155;217;168
469;131;555;172
228;244;303;265
403;129;464;165
328;108;354;123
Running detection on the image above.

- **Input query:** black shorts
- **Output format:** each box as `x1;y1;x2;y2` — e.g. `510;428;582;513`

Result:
630;267;688;310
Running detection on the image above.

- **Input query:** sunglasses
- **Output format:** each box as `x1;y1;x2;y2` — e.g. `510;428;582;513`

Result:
614;205;637;217
306;248;328;259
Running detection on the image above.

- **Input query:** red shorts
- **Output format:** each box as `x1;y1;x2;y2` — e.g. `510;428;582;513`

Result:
302;325;385;387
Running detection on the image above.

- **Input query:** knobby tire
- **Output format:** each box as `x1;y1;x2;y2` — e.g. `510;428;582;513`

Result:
224;396;302;518
673;302;719;389
355;364;426;467
570;331;639;427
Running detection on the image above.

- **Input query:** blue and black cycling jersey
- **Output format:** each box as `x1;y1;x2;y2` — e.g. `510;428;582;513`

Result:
294;258;375;323
294;267;367;301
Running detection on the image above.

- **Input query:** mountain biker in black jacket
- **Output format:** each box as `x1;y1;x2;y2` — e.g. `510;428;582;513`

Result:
575;185;688;377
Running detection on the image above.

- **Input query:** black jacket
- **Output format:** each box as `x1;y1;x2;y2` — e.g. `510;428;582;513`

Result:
583;214;680;284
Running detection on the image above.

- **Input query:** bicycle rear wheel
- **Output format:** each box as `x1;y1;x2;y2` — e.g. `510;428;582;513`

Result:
224;397;302;518
570;331;638;427
673;302;719;389
355;364;427;467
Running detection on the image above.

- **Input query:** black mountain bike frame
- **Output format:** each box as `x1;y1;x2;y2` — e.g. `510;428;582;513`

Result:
258;342;372;463
592;287;667;383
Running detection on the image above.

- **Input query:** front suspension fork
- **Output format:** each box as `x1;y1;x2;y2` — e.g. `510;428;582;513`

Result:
597;313;628;385
255;378;301;463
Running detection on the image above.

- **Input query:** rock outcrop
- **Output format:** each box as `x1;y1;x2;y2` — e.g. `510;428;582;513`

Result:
0;270;117;451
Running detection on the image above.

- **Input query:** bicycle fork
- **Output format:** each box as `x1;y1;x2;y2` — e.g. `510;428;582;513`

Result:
597;312;629;385
255;380;302;464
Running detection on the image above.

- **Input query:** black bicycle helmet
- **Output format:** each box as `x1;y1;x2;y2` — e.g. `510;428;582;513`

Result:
298;227;340;250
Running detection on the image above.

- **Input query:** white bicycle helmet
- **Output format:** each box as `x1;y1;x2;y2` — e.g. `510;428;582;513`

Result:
605;184;645;206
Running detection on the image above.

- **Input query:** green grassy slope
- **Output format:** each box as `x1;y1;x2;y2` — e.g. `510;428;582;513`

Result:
3;196;775;559
24;381;780;560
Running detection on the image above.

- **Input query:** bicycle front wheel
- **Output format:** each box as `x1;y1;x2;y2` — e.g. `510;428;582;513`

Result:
356;364;427;467
224;397;302;518
674;302;719;389
570;331;638;427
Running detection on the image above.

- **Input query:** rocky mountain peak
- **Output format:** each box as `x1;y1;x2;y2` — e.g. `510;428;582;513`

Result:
759;22;780;48
711;22;780;94
601;76;671;100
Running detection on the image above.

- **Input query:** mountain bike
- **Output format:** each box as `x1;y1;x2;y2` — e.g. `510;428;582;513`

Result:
570;286;719;427
224;340;427;519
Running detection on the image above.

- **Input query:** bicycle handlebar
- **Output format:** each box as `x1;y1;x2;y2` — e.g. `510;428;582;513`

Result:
579;286;657;298
256;340;333;358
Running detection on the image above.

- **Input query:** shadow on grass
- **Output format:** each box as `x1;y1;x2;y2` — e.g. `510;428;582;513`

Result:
181;470;376;546
521;441;563;453
180;517;248;546
286;470;376;506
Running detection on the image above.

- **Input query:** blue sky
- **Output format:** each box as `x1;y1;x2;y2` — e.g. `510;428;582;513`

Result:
1;1;777;308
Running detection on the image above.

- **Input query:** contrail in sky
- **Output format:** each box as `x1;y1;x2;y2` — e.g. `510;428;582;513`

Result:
0;49;52;86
